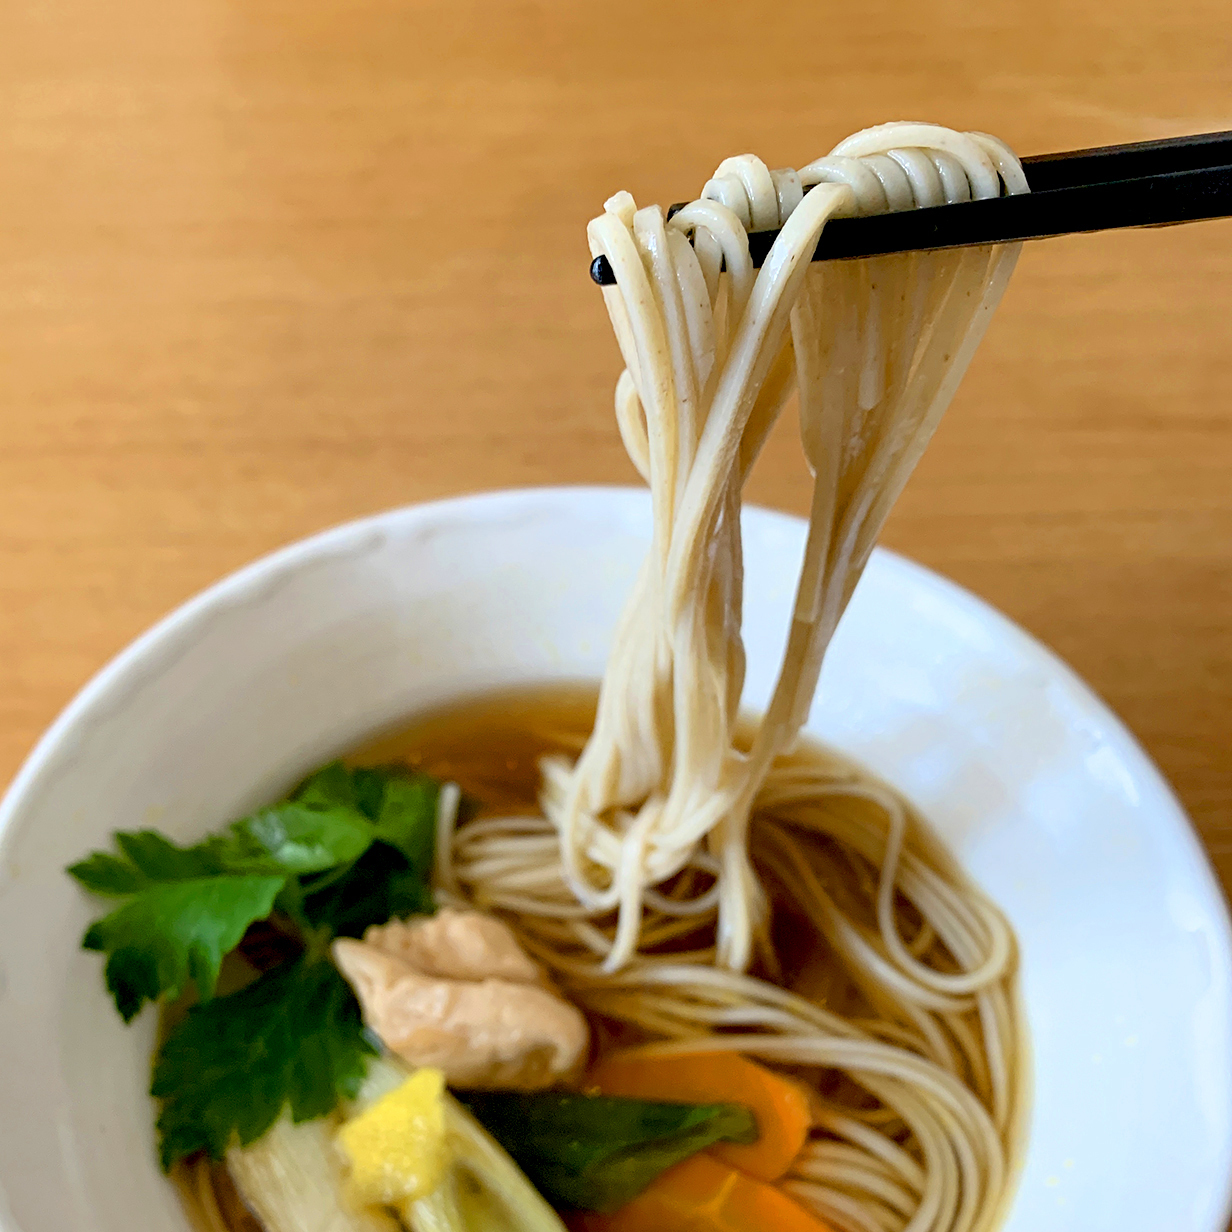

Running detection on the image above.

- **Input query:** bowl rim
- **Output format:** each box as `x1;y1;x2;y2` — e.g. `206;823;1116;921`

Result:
2;483;1231;1232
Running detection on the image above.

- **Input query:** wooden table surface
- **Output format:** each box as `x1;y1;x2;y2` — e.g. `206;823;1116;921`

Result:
2;0;1230;902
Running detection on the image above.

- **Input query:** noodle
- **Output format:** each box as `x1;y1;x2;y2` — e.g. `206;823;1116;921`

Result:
443;123;1028;1232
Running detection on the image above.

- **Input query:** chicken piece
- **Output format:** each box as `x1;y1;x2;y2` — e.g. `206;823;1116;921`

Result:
363;910;544;985
333;909;588;1091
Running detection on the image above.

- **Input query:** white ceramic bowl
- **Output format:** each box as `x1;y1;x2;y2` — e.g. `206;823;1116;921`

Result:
1;487;1230;1232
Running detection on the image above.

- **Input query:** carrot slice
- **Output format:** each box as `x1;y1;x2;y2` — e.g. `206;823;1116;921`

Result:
570;1153;833;1232
588;1051;812;1181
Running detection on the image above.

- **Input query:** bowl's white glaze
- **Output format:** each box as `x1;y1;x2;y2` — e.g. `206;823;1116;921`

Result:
0;487;1229;1232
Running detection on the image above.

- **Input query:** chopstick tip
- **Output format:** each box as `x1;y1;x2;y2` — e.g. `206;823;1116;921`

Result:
590;255;616;286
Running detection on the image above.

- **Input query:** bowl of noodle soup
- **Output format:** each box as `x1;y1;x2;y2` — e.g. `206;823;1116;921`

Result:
2;120;1232;1232
0;486;1229;1232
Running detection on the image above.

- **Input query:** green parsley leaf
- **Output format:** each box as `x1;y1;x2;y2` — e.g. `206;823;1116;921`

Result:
294;761;361;811
371;774;438;876
214;802;375;876
66;817;325;1020
115;830;226;880
67;830;223;895
301;841;435;939
296;764;440;937
152;957;372;1169
460;1091;758;1212
67;850;154;897
206;761;438;880
83;874;284;1021
350;765;393;819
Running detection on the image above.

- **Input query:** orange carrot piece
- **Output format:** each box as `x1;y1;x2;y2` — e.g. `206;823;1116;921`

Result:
588;1051;813;1181
571;1153;833;1232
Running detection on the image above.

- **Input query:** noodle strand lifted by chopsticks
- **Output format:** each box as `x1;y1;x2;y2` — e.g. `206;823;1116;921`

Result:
443;122;1028;1232
554;123;1024;976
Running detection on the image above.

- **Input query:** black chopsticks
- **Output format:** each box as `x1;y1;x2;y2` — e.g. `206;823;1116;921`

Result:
589;130;1232;286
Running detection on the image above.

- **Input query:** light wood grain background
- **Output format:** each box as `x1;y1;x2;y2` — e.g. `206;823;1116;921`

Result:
2;0;1230;922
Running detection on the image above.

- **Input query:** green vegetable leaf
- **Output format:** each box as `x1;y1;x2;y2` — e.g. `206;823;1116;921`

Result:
83;875;284;1021
371;774;438;874
294;761;361;811
215;802;375;876
68;763;438;1016
212;762;437;881
67;830;223;895
301;841;435;938
297;764;439;937
350;766;393;819
152;957;372;1169
115;830;225;880
67;850;153;897
460;1091;758;1212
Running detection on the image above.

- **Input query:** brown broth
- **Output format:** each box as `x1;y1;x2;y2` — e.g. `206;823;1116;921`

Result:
348;681;600;812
